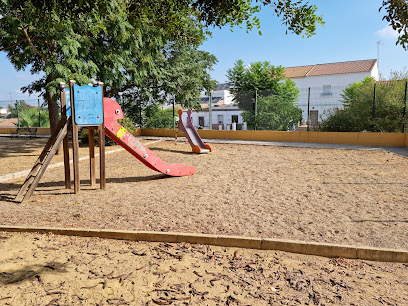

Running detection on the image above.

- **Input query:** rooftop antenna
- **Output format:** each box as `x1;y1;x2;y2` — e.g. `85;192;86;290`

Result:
377;41;384;77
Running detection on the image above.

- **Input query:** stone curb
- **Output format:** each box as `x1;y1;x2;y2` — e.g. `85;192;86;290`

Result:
0;140;162;183
0;226;406;263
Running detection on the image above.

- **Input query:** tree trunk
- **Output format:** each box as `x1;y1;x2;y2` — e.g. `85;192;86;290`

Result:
46;74;60;135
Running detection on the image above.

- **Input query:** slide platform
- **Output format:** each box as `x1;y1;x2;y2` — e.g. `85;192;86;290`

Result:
104;98;195;176
177;109;211;154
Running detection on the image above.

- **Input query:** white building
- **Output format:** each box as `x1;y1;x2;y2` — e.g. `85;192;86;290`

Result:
0;108;10;118
180;59;379;130
179;83;246;130
285;59;379;126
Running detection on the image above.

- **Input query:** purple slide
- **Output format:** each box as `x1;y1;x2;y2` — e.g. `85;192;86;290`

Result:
177;109;212;154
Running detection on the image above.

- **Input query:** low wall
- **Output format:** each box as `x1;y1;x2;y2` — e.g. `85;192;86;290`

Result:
140;128;408;148
2;127;407;147
0;127;51;135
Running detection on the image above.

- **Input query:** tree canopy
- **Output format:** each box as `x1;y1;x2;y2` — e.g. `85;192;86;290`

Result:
0;0;325;132
380;0;408;50
226;59;301;130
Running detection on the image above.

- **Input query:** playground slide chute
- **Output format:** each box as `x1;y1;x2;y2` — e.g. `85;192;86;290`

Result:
104;98;195;176
177;109;212;154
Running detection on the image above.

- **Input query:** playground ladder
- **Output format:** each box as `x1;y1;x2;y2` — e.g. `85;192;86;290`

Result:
15;117;70;203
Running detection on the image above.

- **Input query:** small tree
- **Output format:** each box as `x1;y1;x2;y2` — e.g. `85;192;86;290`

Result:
242;95;302;130
7;100;34;118
145;106;178;129
227;60;300;130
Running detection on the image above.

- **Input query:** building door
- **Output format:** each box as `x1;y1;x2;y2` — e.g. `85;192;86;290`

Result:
198;116;204;127
310;110;319;128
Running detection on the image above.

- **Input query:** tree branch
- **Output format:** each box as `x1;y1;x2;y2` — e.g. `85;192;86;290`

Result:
106;84;138;97
21;26;48;65
106;83;164;97
0;38;46;52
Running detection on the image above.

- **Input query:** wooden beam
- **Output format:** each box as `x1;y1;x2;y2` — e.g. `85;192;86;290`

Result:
97;82;106;190
59;82;71;190
69;80;80;194
88;127;96;186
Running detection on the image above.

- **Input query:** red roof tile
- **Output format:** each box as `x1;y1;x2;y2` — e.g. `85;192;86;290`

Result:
284;59;377;78
306;59;377;76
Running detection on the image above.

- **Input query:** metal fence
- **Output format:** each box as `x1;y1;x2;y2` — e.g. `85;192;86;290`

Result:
0;99;48;128
2;80;407;133
195;81;408;133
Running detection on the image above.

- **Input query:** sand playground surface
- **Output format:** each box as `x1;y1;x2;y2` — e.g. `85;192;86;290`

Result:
0;137;407;304
0;231;407;305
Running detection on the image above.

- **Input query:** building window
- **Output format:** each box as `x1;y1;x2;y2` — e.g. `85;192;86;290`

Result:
218;115;224;124
322;85;332;96
198;116;204;127
231;115;238;123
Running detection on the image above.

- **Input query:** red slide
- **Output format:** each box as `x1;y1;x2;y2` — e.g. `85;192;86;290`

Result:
103;98;196;176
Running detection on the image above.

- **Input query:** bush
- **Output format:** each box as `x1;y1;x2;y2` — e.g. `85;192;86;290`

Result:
145;106;178;129
242;95;302;130
319;77;408;132
19;108;50;127
80;117;135;146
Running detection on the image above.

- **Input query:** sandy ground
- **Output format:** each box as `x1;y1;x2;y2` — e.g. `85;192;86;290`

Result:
0;231;407;305
1;138;408;304
0;139;407;251
0;137;150;176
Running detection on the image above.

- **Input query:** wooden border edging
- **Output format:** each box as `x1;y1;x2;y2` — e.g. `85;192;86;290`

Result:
0;226;406;263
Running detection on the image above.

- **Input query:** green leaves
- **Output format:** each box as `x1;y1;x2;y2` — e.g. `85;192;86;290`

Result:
380;0;408;50
241;94;302;130
226;59;301;130
320;76;408;132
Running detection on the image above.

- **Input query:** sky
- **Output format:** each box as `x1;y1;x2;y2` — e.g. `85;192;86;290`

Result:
200;0;408;83
0;0;407;102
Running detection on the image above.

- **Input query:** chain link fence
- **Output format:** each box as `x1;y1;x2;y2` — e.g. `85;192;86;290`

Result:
0;99;49;128
195;81;408;132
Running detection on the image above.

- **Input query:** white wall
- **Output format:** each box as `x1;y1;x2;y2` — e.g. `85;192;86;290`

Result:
292;71;373;88
291;70;378;122
181;107;244;129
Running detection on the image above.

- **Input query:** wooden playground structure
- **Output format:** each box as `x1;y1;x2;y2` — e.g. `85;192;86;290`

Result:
14;81;195;203
15;81;106;203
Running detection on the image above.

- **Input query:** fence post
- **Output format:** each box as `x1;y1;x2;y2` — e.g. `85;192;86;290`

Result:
38;99;42;127
209;90;212;130
307;87;310;132
254;90;258;131
139;101;142;128
403;81;408;133
172;95;175;130
16;100;20;127
372;83;377;131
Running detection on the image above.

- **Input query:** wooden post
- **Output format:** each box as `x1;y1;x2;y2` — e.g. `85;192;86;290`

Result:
97;82;106;190
89;127;96;186
59;82;71;190
69;80;80;193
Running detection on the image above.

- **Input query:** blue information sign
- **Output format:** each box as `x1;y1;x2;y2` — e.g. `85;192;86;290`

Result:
73;84;103;126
